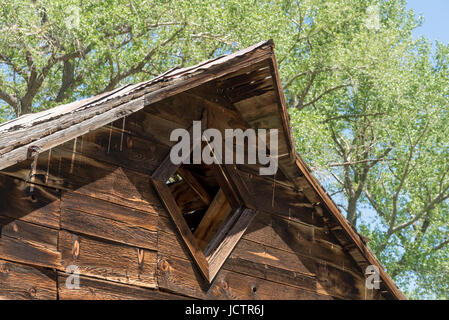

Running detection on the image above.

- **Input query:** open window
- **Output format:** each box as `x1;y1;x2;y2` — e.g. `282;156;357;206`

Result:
151;127;256;282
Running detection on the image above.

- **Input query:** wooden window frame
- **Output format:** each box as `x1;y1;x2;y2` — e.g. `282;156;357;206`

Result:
151;131;256;282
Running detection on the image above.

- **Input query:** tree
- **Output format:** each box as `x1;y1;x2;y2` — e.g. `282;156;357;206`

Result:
0;0;448;299
285;1;449;299
0;0;277;117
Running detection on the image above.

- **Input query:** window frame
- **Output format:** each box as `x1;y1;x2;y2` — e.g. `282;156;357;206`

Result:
151;150;256;282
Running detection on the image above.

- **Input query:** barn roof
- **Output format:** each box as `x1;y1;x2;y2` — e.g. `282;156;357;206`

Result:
0;40;406;299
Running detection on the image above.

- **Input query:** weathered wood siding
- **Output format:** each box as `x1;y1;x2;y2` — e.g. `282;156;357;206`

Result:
0;91;380;300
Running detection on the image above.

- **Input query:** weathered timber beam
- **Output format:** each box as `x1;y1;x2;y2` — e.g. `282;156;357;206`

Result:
177;167;211;205
151;179;209;280
0;97;144;172
193;188;232;250
206;208;257;281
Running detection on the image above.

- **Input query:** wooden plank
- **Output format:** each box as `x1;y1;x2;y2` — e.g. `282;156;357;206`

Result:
157;254;211;299
216;62;272;93
157;253;332;300
222;255;320;295
152;179;209;280
145;93;204;128
61;209;157;251
1;146;163;215
241;212;359;271
211;165;241;209
0;216;58;251
222;165;256;208
61;191;158;231
194;189;232;250
151;111;206;182
314;262;367;300
246;210;341;248
187;82;237;112
58;230;157;288
158;214;365;299
230;237;315;277
143;41;274;107
169;179;208;213
0;174;60;229
151;151;181;182
237;170;324;227
0;97;145;172
177;167;211;205
0;217;60;269
57;273;190;300
268;54;296;161
206;208;256;280
159;207;360;280
158;230;192;262
158;219;364;299
125;111;188;147
59;125;168;175
0;259;57;300
230;239;366;299
0;236;61;269
0;86;137;154
203;208;243;258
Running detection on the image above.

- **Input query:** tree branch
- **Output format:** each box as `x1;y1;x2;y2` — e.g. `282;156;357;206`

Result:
300;83;349;109
434;238;449;251
102;22;187;92
0;89;19;112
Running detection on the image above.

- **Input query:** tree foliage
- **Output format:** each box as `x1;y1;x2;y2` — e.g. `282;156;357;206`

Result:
0;0;448;299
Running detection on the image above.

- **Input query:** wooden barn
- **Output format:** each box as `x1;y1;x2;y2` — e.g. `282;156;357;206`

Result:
0;40;405;300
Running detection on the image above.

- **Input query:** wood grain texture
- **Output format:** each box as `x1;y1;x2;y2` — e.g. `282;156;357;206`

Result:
59;230;157;288
0;219;61;269
206;208;256;280
157;253;332;300
177;167;211;205
59;124;168;174
158;211;367;299
0;259;57;300
0;174;60;229
237;170;324;227
61;209;157;251
1;146;162;214
152;179;209;280
61;191;158;231
169;179;208;213
194;189;232;250
0;216;58;250
0;97;145;172
58;273;190;300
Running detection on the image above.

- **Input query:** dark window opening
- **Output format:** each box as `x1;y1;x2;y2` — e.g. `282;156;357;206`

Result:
166;164;232;250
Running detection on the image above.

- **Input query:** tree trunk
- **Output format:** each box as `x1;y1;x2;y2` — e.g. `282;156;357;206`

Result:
346;196;358;226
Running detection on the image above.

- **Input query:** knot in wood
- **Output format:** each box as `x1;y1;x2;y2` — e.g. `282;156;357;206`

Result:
137;248;144;266
0;263;9;274
220;280;228;290
72;238;80;259
27;145;42;158
160;260;169;272
29;287;37;297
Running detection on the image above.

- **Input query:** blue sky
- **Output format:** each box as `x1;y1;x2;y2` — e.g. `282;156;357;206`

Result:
406;0;449;43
